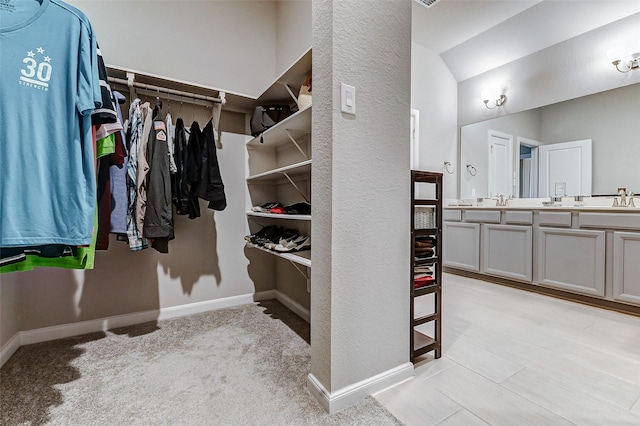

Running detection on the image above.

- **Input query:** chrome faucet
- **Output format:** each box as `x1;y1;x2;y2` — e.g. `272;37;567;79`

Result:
619;188;627;206
495;194;508;207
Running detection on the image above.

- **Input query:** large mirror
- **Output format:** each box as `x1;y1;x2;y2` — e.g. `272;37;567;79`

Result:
460;82;640;199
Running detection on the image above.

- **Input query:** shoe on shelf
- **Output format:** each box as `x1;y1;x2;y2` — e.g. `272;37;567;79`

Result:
274;235;310;252
283;202;311;215
269;206;285;214
247;225;283;246
264;228;299;250
251;202;282;213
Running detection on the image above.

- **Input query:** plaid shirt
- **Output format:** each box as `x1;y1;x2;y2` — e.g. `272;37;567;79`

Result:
126;99;148;251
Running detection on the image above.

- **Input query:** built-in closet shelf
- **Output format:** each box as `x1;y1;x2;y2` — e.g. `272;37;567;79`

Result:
246;160;312;182
246;243;311;268
257;48;312;104
246;212;311;221
247;105;312;148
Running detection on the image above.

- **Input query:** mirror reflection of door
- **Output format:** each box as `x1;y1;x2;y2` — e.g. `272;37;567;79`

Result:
487;130;513;198
517;137;541;198
538;139;592;197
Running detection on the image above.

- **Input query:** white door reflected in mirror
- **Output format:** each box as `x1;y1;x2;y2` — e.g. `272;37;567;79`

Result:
538;139;592;197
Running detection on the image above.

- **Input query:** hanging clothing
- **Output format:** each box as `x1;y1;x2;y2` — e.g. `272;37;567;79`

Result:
172;118;190;215
196;119;227;211
0;0;100;248
166;112;178;174
144;111;174;253
91;43;117;125
110;91;129;236
186;121;203;219
135;102;153;241
126;99;148;251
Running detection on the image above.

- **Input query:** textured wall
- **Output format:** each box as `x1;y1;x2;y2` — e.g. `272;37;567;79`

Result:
311;0;411;393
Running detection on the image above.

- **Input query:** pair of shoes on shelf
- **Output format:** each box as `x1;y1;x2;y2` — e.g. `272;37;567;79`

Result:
251;202;282;213
283;202;311;215
251;201;311;215
246;225;282;246
273;235;310;252
246;226;311;253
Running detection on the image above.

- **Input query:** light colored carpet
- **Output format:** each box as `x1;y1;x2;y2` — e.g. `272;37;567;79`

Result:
1;300;403;425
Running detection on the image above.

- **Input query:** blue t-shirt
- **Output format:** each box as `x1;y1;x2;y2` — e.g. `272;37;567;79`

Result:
0;0;100;246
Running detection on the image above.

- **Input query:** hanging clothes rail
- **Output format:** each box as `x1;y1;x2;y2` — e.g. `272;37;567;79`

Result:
107;76;226;105
108;72;227;139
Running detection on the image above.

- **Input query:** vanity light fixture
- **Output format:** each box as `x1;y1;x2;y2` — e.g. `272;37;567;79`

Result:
481;89;507;109
607;43;640;73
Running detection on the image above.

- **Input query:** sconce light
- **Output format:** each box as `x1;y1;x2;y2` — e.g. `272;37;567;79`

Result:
607;42;640;73
481;89;507;109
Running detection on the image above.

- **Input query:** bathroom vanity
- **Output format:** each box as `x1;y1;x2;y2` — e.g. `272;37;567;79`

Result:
443;203;640;311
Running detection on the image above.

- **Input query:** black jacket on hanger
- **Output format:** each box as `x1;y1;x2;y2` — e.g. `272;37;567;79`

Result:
195;119;226;211
172;118;190;215
186;121;202;219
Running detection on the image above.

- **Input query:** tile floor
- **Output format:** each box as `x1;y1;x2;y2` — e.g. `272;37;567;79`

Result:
374;273;640;426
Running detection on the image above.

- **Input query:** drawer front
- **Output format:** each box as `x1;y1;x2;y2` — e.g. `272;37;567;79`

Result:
465;210;501;223
505;211;533;225
443;209;462;222
579;212;640;230
539;211;572;227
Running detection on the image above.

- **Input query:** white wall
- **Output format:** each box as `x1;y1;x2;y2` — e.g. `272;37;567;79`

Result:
411;32;458;199
67;0;278;97
540;84;640;195
311;0;411;404
276;0;312;78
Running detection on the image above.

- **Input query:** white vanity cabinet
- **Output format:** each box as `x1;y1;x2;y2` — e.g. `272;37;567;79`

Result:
482;224;532;282
613;231;640;305
443;222;480;271
444;206;640;313
537;227;605;297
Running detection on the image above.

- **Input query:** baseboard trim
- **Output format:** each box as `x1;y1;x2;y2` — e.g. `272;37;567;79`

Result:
1;290;276;368
0;332;21;368
275;290;311;323
307;362;414;414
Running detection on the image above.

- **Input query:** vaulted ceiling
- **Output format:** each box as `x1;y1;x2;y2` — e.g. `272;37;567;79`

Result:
413;0;640;82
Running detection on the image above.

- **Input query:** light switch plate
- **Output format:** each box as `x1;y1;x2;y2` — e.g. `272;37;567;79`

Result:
341;83;356;115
